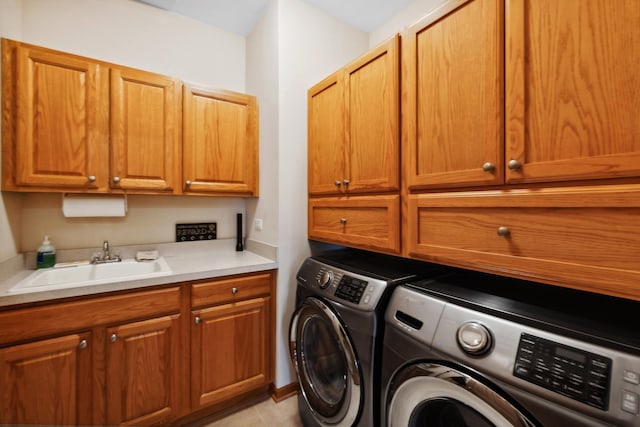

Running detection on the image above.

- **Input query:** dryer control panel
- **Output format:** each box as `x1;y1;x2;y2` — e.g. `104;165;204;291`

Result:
514;333;612;410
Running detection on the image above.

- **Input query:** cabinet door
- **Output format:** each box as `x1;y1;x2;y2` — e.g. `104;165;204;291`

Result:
106;315;181;426
3;39;109;190
191;297;271;409
505;0;640;184
111;67;181;192
345;35;400;193
0;333;92;425
404;0;503;189
183;85;258;196
308;72;347;195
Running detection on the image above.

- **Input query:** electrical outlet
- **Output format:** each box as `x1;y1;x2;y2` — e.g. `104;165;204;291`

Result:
255;218;264;231
176;222;217;242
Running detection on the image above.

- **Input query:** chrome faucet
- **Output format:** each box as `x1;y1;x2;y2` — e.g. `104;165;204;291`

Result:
91;240;121;264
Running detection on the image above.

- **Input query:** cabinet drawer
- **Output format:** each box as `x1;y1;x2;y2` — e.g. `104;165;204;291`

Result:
407;190;640;300
191;272;272;308
308;195;400;254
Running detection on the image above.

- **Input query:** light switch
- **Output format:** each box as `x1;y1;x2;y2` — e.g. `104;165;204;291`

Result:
255;218;264;231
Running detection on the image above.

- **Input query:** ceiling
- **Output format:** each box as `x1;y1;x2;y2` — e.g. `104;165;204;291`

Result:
135;0;414;36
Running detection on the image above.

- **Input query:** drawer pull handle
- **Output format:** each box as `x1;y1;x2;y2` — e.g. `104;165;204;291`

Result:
78;339;88;349
87;175;96;183
110;334;117;343
343;179;350;186
194;316;201;325
508;159;522;171
482;162;495;172
335;180;341;187
112;176;121;184
232;287;239;295
340;218;347;225
185;180;192;187
497;226;510;237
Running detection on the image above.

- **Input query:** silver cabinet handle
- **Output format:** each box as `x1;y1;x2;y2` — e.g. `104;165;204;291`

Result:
231;287;238;295
194;316;201;325
110;334;117;343
87;175;96;183
497;226;510;237
112;176;120;184
342;179;350;186
482;162;495;172
78;339;88;349
335;180;341;187
340;218;347;225
185;180;192;186
507;159;522;171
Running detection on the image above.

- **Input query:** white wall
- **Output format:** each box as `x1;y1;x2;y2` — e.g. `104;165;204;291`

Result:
0;0;250;255
271;0;368;388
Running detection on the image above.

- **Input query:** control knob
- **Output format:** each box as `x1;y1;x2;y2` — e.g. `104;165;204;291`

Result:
317;270;334;289
457;321;492;356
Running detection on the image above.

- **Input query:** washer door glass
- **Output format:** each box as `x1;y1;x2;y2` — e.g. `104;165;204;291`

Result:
388;363;537;427
289;297;361;426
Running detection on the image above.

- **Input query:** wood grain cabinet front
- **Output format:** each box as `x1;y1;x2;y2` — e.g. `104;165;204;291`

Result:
189;272;275;411
182;85;259;196
0;333;93;425
308;195;400;254
1;38;109;192
407;188;640;300
308;34;399;196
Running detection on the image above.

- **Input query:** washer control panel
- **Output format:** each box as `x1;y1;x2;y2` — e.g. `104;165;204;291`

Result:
514;333;612;410
335;275;369;304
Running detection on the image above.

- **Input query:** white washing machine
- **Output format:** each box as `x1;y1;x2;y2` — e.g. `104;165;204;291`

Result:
381;269;640;427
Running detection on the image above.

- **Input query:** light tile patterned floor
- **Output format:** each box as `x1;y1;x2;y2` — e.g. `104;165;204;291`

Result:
204;395;303;427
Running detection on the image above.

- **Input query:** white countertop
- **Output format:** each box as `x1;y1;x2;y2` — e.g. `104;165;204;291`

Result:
0;239;278;307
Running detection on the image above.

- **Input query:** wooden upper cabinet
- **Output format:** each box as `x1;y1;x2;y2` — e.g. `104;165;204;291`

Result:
308;72;346;195
505;0;640;184
182;85;259;196
110;67;181;193
0;333;93;425
404;0;504;190
308;34;400;196
1;38;109;191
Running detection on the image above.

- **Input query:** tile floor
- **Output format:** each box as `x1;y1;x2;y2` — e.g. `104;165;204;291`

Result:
203;395;303;427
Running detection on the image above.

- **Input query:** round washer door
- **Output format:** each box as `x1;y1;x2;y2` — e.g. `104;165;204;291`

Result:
289;297;361;426
388;362;538;427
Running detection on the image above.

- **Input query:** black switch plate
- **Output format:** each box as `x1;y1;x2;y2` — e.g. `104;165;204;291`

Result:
176;223;217;242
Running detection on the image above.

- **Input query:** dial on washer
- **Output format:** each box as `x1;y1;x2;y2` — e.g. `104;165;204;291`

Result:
457;321;492;356
317;270;334;289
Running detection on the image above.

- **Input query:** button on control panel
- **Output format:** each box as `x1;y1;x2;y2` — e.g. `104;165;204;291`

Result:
334;275;368;304
513;333;612;411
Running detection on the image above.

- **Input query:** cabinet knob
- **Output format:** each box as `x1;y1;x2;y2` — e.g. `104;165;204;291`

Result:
507;159;522;171
497;226;511;237
342;179;350;186
334;180;341;187
110;334;117;343
112;176;121;184
482;162;495;172
340;218;347;225
87;175;96;183
185;180;192;187
232;287;238;295
194;316;202;325
78;339;88;349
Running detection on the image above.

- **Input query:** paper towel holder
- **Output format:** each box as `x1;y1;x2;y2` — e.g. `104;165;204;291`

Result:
62;193;128;218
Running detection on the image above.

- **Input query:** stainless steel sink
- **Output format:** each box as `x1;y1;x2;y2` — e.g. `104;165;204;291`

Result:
9;257;172;294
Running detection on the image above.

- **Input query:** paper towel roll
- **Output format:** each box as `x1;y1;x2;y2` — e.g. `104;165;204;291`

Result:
62;194;128;217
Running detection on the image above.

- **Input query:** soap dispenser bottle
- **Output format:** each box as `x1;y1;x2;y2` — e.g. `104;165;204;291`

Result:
37;235;56;268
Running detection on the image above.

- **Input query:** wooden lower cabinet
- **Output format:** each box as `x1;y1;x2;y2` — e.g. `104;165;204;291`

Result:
0;271;276;425
406;187;640;300
190;273;275;411
0;332;93;425
106;315;182;426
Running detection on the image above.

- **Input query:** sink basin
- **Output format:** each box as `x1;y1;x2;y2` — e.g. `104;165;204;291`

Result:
9;257;172;294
